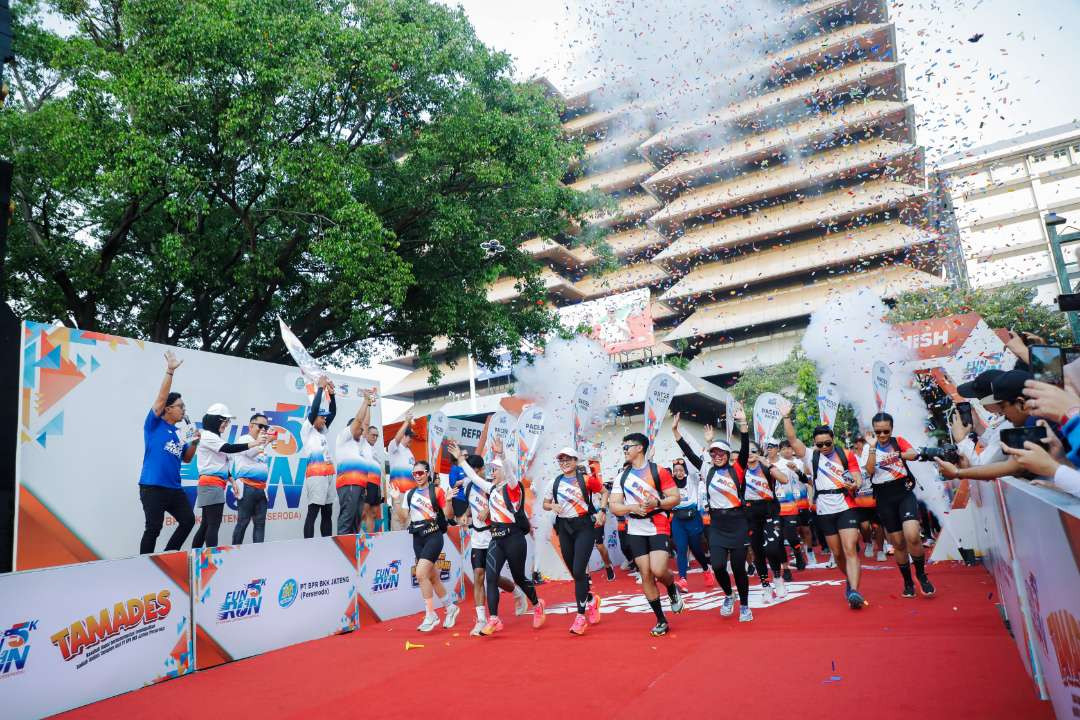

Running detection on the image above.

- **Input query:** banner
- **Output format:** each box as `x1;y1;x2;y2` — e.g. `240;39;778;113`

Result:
427;410;448;471
278;317;327;384
483;410;515;467
516;405;546;483
752;393;790;447
643;372;676;449
872;360;891;412
356;530;465;622
817;382;840;427
557;287;654;354
0;552;193;719
573;382;600;455
192;537;358;669
14;321;380;571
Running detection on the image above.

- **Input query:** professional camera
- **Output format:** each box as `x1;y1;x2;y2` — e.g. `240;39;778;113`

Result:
915;444;960;464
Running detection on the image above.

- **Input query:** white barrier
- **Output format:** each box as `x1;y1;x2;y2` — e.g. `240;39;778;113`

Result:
356;529;466;622
0;552;193;719
191;537;358;669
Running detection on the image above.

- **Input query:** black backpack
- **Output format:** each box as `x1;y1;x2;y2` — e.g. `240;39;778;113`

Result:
503;485;531;534
618;462;667;519
705;463;746;507
406;483;448;534
552;469;598;520
885;437;917;490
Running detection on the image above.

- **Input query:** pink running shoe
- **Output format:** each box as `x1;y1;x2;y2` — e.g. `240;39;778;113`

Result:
480;615;504;636
586;595;601;625
569;614;588;636
703;571;717;589
532;599;547;629
675;577;689;593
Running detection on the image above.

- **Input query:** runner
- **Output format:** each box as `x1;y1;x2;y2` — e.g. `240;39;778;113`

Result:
543;446;604;635
334;388;375;535
445;442;527;636
363;424;385;533
608;432;684;636
851;436;887;562
743;440;790;602
586;457;617;581
790;440;816;565
670;413;714;591
192;404;268;549
231;413;272;544
391;460;459;632
783;415;867;609
477;438;546;636
771;440;807;581
675;409;753;621
387;412;416;495
301;376;336;539
864;412;936;598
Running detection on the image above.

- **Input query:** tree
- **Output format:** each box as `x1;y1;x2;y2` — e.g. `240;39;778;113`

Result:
2;0;595;375
887;284;1070;344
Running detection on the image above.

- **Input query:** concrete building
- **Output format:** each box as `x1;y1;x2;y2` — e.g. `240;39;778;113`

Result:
933;121;1080;303
386;0;942;435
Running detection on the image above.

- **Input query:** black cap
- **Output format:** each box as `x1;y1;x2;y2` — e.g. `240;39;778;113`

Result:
991;369;1034;402
957;369;1005;401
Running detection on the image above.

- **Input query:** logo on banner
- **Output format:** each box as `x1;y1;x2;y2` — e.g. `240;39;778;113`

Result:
278;579;299;609
218;579;266;622
372;560;402;593
50;591;173;664
411;554;451;588
0;621;38;677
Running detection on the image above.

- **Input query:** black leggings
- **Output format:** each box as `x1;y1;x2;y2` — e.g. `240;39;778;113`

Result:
781;516;803;554
556;518;595;614
747;503;784;582
708;538;749;605
192;503;224;549
304;503;333;538
486;530;538;616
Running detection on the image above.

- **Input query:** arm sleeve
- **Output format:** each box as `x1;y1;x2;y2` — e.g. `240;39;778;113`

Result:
676;437;704;470
459;462;493;493
325;393;337;427
1051;465;1080;498
308;387;323;424
219;442;250;454
737;430;750;469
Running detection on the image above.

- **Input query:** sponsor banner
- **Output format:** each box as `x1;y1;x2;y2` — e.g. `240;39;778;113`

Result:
516;405;546;483
357;530;465;622
817;382;840;428
192;537;358;669
427;410;448;471
872;360;891;412
573;382;600;456
643;373;676;449
15;321;380;571
483;410;515;467
0;552;193;719
1001;480;1080;717
557;287;654;354
752;392;790;447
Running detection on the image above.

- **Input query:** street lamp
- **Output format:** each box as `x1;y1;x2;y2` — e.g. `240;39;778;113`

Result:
1044;212;1080;343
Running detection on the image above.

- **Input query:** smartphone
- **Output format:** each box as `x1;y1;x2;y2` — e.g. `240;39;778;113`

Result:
1059;293;1080;312
1065;347;1080;366
955;401;973;427
999;425;1048;449
1030;344;1065;387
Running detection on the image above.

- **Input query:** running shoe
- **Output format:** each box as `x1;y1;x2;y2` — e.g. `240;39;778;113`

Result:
469;619;486;636
739;607;753;623
760;583;775;605
569;614;588;636
916;574;936;597
901;583;916;599
746;561;756;576
806;550;817;565
674;577;689;593
418;613;440;632
703;570;717;589
720;595;736;617
795;552;806;571
774;577;788;599
864;543;873;558
826;555;837;569
885;542;894;556
669;584;685;613
480;615;504;636
442;604;460;629
605;565;616;581
650;620;669;636
532;599;547;628
514;591;529;616
846;588;865;610
586;595;601;625
782;568;793;583
876;550;887;562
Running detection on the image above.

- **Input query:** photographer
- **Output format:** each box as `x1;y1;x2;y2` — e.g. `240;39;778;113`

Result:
1001;377;1080;499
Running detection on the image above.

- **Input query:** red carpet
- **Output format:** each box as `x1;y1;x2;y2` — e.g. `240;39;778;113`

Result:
60;560;1052;720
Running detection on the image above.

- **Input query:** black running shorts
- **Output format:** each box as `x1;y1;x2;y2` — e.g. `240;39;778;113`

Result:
815;508;860;537
412;531;444;563
873;482;920;534
627;533;670;559
470;545;489;571
365;482;382;507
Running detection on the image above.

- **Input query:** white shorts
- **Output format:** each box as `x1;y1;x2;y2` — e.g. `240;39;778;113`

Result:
304;474;336;506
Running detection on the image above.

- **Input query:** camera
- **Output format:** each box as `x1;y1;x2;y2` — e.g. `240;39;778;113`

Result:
916;445;960;464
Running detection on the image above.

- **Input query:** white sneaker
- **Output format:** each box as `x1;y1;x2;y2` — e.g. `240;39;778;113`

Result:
826;556;837;569
876;550;887;562
760;584;775;604
806;550;817;565
418;613;439;632
774;577;788;599
864;543;873;558
720;595;736;617
514;591;528;616
442;604;460;629
739;606;753;622
469;619;485;636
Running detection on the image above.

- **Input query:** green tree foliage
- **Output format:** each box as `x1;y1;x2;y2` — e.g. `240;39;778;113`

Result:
887;284;1070;344
2;0;595;374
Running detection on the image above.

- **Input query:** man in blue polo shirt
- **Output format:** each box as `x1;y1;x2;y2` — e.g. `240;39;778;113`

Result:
138;351;199;554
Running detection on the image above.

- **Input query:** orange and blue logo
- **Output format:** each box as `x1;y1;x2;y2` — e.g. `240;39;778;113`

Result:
50;592;172;662
218;579;266;622
372;560;401;594
1;621;38;677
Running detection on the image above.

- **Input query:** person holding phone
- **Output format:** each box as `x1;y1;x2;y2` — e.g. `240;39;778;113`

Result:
232;414;273;544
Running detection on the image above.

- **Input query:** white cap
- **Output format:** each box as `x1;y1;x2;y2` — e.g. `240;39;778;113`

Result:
205;403;234;418
708;440;731;453
555;446;579;459
489;458;504;469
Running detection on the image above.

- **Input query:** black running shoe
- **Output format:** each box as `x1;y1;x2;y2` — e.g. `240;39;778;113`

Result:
846;588;865;610
917;574;936;597
782;568;793;583
746;562;756;576
605;565;615;581
650;620;669;636
901;583;916;599
795;552;806;571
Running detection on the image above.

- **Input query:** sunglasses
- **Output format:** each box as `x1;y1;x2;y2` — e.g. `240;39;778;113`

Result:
874;430;890;435
622;444;642;452
253;423;269;430
557;456;575;462
412;470;427;477
814;441;834;448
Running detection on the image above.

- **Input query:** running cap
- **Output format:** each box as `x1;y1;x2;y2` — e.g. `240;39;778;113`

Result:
991;369;1034;402
555;446;579;460
205;403;233;418
956;369;1005;404
489;457;504;469
708;440;732;453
